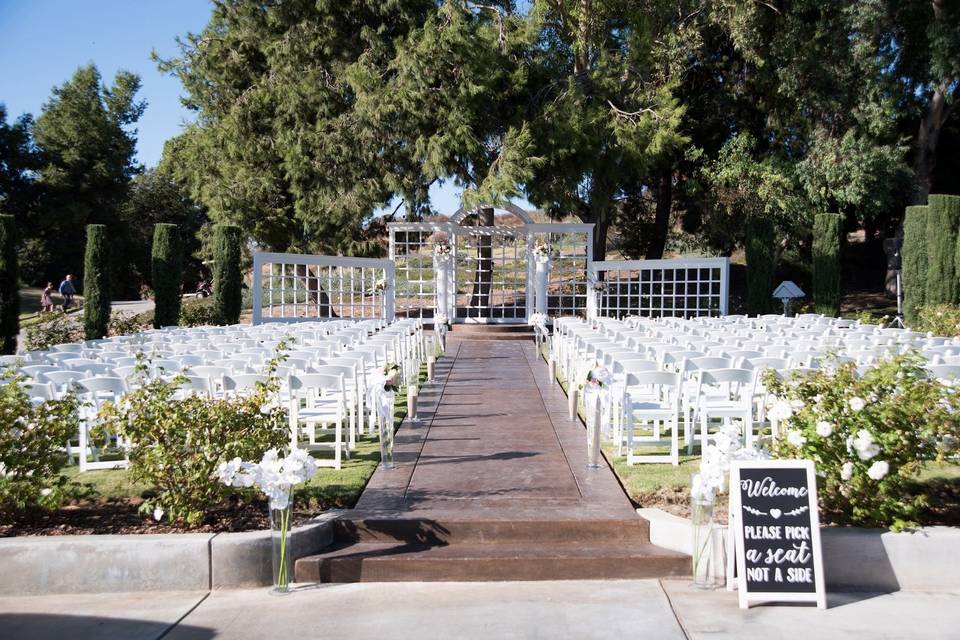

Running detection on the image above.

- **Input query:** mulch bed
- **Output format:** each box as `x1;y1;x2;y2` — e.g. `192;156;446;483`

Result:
0;497;318;537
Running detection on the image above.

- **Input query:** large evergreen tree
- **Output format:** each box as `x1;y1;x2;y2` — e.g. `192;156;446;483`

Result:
157;0;434;254
32;65;144;283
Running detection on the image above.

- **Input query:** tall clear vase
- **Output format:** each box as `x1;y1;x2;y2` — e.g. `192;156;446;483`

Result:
691;498;725;589
270;496;293;595
378;393;396;469
585;391;602;469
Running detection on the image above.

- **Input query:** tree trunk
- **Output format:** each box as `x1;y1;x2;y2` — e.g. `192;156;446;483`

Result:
294;263;337;318
468;206;495;316
646;169;672;259
913;85;950;206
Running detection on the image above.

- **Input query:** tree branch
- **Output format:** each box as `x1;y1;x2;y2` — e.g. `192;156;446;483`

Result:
607;100;663;121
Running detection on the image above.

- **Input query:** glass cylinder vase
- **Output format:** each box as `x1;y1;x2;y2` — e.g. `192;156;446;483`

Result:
691;498;725;589
585;391;602;469
378;393;396;469
270;496;293;596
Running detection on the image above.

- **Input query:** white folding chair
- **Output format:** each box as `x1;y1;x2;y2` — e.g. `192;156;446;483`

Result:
288;372;349;469
622;370;681;465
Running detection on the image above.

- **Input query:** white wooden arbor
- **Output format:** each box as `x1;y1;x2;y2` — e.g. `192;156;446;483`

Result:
388;204;594;324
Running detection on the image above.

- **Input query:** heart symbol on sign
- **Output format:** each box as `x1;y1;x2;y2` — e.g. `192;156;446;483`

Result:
770;508;782;519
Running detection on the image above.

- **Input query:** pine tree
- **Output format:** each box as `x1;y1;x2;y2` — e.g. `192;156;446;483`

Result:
901;205;929;325
83;224;111;340
211;224;243;325
0;215;20;354
151;223;182;329
745;217;777;315
925;194;960;305
812;213;842;316
32;65;144;283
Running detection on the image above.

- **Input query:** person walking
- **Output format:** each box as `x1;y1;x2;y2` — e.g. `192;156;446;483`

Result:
40;282;55;313
59;274;76;311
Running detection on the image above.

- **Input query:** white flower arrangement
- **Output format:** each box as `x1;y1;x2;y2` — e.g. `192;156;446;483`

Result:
528;312;548;328
691;421;769;504
217;448;319;511
434;312;449;326
590;279;608;293
584;363;614;389
433;242;453;258
382;362;401;393
531;241;552;258
373;277;389;293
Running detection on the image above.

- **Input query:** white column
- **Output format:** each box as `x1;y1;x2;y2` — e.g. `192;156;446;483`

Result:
535;257;551;315
434;255;453;318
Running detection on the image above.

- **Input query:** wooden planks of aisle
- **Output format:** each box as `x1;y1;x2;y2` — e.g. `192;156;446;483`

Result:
296;339;689;583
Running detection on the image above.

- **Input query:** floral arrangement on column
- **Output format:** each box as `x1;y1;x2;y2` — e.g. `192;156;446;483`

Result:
217;448;319;594
432;232;454;267
531;241;554;265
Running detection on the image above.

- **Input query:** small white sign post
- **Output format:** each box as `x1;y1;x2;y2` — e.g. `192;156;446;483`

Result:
772;281;805;316
729;459;827;609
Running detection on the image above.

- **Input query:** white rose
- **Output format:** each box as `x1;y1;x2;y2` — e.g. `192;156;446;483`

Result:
40;488;53;497
153;506;164;522
769;399;794;421
786;430;807;448
790;399;805;410
857;443;880;461
815;421;834;437
841;461;854;481
849;397;866;412
867;460;889;481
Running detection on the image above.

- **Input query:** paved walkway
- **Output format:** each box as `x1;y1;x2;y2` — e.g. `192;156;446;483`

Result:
354;339;637;519
3;581;959;639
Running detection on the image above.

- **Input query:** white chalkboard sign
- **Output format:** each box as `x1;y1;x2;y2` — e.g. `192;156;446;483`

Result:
729;460;826;609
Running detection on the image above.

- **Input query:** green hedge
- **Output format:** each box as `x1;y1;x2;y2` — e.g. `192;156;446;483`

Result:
925;194;960;305
151;224;182;329
211;224;243;325
812;213;842;316
0;215;19;354
902;205;929;325
745;216;777;315
83;224;111;340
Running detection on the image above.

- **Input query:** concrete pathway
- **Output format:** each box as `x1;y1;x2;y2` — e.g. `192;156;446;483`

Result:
2;581;958;640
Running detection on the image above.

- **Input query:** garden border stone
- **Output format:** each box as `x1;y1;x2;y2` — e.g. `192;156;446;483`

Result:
638;507;960;592
0;515;335;595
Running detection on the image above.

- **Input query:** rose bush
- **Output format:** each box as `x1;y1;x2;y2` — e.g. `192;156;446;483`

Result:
765;355;960;529
0;371;80;519
100;350;291;525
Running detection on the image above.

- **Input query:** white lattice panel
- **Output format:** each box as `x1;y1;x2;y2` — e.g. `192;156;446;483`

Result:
252;253;394;324
588;258;729;319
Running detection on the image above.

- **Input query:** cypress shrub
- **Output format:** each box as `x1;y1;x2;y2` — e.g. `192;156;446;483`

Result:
211;224;243;325
151;223;183;329
812;213;842;317
901;205;929;326
925;194;960;305
0;215;20;355
83;224;111;340
745;216;777;315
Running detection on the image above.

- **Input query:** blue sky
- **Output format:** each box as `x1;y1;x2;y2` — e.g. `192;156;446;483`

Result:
0;0;525;216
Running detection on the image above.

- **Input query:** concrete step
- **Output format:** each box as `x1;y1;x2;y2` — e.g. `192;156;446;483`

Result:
331;515;651;545
295;541;690;583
